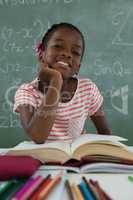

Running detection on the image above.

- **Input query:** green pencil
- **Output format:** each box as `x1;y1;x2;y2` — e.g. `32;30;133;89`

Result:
0;180;14;195
128;176;133;182
0;179;27;200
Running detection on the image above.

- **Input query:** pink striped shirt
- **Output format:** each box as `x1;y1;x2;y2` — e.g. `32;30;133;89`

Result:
13;78;103;142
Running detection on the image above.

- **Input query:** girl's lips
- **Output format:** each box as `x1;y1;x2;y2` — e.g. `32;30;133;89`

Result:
57;61;68;66
57;61;70;68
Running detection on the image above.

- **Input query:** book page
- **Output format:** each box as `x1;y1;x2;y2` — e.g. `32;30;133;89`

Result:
128;146;133;152
80;162;133;173
10;141;72;155
39;165;80;173
71;134;128;153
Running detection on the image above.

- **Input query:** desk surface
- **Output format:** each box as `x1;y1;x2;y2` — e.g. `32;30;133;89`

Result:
34;168;133;200
64;173;133;200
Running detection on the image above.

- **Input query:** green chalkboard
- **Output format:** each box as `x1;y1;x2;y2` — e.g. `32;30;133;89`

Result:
0;0;133;147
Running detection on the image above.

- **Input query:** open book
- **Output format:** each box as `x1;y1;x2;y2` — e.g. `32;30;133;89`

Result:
6;134;133;165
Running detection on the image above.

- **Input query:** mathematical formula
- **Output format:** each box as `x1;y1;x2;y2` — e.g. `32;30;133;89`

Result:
0;0;80;6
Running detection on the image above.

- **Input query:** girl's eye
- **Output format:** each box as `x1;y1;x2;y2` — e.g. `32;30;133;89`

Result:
73;50;81;56
53;44;63;48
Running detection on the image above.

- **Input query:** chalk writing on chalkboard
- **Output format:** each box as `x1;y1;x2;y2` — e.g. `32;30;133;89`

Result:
1;19;45;53
112;8;133;46
110;85;128;115
0;114;21;128
5;80;22;108
0;0;80;6
93;59;130;77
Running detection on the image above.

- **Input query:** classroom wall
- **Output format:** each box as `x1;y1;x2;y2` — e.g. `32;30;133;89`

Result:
0;0;133;147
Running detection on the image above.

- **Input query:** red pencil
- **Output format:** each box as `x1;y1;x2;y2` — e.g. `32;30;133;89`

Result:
95;180;113;200
88;181;100;200
89;179;113;200
30;175;52;200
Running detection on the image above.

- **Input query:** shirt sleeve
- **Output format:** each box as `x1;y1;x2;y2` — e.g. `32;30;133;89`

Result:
88;81;103;117
13;84;37;113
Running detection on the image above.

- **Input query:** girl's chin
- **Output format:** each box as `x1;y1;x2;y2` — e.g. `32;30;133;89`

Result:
54;67;71;76
49;65;72;78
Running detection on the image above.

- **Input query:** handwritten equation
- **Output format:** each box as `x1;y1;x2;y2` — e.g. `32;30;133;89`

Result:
0;0;80;6
112;7;133;46
93;59;131;77
0;19;45;54
0;114;21;128
0;57;37;74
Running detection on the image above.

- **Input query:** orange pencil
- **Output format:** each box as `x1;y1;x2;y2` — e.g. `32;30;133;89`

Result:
38;171;62;200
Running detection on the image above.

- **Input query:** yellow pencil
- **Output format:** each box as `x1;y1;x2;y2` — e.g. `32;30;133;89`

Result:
38;171;62;200
65;180;75;200
71;183;85;200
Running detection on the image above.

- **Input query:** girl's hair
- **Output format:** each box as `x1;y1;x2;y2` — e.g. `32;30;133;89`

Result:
36;22;85;60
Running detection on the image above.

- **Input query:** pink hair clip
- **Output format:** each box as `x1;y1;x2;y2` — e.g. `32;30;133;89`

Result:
36;42;44;53
36;42;44;60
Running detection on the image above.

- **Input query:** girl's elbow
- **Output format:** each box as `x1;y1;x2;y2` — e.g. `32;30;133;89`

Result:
33;139;46;144
31;134;48;144
26;127;48;144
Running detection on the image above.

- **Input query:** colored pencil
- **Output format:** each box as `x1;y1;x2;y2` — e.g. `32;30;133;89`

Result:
90;179;113;200
88;181;100;200
0;180;14;195
38;171;62;200
72;183;85;200
12;175;43;200
128;176;133;182
82;177;97;200
95;180;113;200
11;178;33;200
89;179;105;200
30;175;51;200
0;179;27;200
65;179;75;200
79;180;95;200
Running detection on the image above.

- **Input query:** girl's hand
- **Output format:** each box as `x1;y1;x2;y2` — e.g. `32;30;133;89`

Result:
38;60;63;84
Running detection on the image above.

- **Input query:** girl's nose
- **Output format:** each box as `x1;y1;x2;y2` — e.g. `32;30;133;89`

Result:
60;48;72;59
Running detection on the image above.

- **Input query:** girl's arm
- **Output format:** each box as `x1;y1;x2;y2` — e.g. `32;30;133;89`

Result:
18;65;63;144
90;106;112;135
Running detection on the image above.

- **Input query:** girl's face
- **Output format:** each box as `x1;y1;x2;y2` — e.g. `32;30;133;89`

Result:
42;27;83;79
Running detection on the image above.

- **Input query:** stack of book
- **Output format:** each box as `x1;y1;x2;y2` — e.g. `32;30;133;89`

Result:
5;134;133;173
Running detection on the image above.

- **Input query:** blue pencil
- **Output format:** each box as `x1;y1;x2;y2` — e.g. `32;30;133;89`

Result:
79;180;95;200
82;177;97;200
